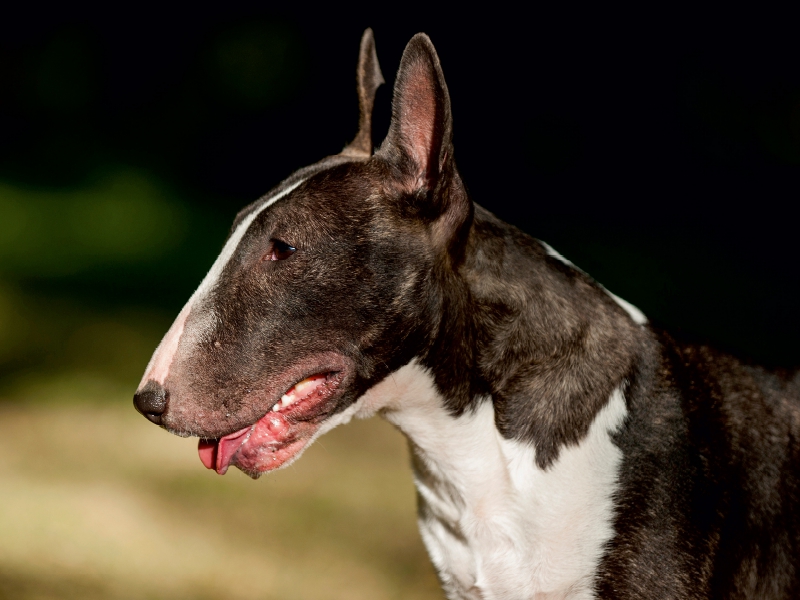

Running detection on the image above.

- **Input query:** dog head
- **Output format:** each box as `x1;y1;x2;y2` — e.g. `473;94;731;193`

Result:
133;30;472;478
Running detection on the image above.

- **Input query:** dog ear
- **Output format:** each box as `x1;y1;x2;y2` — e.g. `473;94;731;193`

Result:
377;34;470;251
377;33;452;192
341;28;385;157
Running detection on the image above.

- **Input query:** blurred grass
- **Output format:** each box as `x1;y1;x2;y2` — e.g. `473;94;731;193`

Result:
0;399;442;599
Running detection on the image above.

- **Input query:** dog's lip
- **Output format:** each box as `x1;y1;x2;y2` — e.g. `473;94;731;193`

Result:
197;370;345;475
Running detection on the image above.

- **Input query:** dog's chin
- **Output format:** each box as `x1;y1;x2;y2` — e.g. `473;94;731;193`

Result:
197;371;346;478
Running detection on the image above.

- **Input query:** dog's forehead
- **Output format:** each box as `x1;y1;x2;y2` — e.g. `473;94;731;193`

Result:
244;171;415;273
230;164;380;246
231;157;382;234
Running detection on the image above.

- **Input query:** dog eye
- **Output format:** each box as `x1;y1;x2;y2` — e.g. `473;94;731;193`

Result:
265;239;296;261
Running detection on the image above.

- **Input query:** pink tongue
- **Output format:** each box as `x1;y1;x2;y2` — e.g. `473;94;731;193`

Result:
198;440;217;469
197;426;251;474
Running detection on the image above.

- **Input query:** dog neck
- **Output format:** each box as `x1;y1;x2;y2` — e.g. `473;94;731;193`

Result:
349;205;643;598
420;204;644;468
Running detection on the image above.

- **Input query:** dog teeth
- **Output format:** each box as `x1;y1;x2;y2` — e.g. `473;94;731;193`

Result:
271;376;324;413
273;391;300;412
293;378;316;395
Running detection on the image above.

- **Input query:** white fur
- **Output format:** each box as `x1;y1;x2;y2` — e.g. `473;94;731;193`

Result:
604;291;647;326
539;240;577;270
539;240;647;326
351;361;627;600
139;179;307;388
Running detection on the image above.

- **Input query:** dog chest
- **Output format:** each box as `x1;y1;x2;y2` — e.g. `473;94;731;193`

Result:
373;362;627;600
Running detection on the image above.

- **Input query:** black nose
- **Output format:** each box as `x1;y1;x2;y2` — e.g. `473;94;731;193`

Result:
133;381;168;425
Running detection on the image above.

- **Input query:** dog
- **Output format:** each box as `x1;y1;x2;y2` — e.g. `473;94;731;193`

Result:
133;29;800;599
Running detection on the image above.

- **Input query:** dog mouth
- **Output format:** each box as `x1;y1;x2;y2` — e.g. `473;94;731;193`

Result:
197;371;344;477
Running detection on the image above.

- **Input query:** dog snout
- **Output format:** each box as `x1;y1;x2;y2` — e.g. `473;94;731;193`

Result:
133;381;169;425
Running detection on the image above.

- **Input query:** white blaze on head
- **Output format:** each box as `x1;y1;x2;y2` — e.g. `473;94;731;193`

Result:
137;178;307;390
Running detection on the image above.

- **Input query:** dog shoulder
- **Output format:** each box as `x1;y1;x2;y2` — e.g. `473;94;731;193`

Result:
598;330;800;598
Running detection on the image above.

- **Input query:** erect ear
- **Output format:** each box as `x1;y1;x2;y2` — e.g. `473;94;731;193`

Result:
341;28;385;157
377;33;454;193
377;34;470;250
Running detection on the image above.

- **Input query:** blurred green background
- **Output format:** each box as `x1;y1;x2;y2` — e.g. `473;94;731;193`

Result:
1;5;799;599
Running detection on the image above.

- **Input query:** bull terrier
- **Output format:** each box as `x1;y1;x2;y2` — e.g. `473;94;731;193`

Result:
134;29;800;599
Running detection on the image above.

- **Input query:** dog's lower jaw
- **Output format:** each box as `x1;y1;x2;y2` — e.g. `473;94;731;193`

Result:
367;359;626;600
195;371;348;477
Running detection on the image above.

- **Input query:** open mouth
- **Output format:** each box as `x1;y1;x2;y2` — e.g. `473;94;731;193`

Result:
197;371;344;476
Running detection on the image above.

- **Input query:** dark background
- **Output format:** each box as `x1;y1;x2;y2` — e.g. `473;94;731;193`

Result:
1;4;799;394
0;5;798;599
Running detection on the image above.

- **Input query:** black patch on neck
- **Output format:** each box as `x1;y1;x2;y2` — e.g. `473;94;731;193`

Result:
420;205;645;469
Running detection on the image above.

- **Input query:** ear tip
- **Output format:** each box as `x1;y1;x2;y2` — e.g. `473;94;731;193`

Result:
400;33;441;71
359;28;384;85
409;32;433;44
407;33;437;54
360;27;375;47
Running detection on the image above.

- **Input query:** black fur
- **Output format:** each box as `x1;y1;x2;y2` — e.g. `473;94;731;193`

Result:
599;332;800;599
